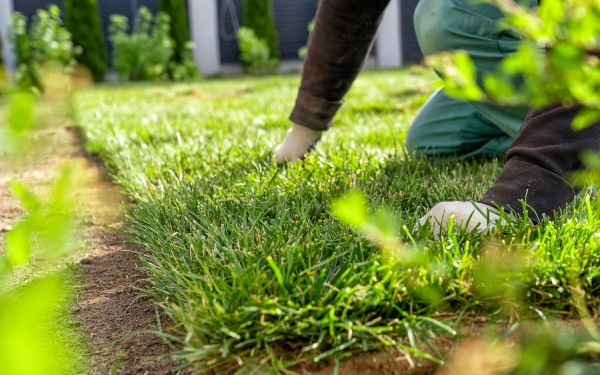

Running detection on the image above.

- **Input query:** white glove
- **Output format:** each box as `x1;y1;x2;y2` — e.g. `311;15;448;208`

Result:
418;201;503;236
274;123;322;164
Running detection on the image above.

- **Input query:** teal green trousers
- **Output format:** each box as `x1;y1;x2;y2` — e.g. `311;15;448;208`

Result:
406;0;531;159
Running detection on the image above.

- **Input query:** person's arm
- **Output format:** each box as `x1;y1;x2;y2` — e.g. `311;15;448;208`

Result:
290;0;391;131
479;104;600;221
275;0;391;163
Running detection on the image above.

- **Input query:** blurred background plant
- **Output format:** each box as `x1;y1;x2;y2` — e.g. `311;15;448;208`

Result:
236;26;279;76
64;0;108;83
236;0;280;75
159;0;199;80
242;0;279;60
109;7;173;82
0;31;7;94
8;5;80;92
298;19;314;60
109;6;198;82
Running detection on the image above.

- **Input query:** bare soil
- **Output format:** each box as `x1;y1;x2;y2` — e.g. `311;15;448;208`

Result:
297;344;449;375
0;123;177;374
77;224;178;375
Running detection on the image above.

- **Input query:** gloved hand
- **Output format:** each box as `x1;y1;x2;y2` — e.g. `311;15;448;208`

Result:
274;123;322;164
418;201;503;236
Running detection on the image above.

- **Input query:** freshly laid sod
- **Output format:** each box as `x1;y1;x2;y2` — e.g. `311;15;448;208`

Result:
75;67;600;372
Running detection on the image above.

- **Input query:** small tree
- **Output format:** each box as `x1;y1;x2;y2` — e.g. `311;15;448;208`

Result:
64;0;107;82
159;0;190;63
109;7;174;81
242;0;279;60
236;26;278;75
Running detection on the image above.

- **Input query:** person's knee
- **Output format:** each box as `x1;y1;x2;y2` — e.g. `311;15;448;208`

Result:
404;126;421;153
404;124;444;156
414;0;508;57
405;120;471;158
414;0;456;56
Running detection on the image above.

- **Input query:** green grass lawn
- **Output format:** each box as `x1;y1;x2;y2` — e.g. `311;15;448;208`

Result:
74;67;600;373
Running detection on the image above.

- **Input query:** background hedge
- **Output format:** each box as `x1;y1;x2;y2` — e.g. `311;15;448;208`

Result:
64;0;107;82
242;0;279;59
159;0;191;63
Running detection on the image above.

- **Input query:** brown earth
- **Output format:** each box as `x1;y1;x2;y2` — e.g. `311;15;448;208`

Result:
297;344;449;375
0;121;178;374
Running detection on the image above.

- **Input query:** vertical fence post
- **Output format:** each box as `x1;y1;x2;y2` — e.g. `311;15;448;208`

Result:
0;0;15;73
188;0;221;75
375;0;402;68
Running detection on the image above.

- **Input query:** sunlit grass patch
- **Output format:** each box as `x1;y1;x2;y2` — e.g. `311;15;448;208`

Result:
75;67;600;373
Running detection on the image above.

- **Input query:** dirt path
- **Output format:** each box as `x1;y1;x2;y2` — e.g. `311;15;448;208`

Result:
0;123;177;374
77;225;177;374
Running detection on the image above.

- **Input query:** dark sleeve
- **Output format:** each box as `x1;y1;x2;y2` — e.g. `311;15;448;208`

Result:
289;0;391;131
479;104;600;221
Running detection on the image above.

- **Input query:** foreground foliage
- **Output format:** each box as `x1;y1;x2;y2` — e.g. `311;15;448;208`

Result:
1;86;89;374
431;0;600;129
75;68;600;373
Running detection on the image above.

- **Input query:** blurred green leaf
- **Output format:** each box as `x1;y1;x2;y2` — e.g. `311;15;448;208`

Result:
5;223;32;268
568;151;600;186
572;108;600;130
9;180;41;214
0;275;68;374
1;92;37;154
3;165;78;268
7;92;36;136
331;191;369;228
577;341;600;355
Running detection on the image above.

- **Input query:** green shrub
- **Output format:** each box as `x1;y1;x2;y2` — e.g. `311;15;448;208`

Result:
236;26;278;75
169;41;201;81
8;6;80;91
108;7;173;81
64;0;108;82
242;0;279;64
159;0;199;80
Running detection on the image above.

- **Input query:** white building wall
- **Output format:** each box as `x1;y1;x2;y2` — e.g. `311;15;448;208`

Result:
0;0;15;72
375;0;402;68
189;0;221;76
